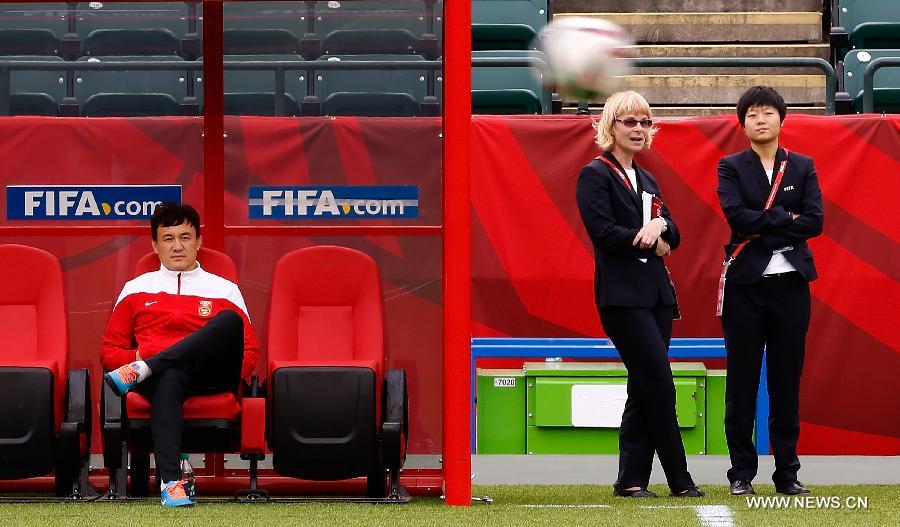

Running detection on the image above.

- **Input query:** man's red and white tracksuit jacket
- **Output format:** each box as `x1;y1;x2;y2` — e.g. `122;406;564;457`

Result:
100;263;260;378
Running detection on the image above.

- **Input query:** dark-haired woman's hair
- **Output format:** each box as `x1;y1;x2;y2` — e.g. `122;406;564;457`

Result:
736;86;787;126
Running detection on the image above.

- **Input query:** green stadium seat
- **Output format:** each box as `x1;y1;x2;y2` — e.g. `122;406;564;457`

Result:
82;28;180;56
223;54;307;110
427;0;443;58
839;0;900;50
314;54;428;111
472;89;541;114
75;2;193;40
10;92;58;116
315;0;427;37
322;91;419;116
471;50;550;114
224;92;301;116
1;55;66;108
224;28;302;55
220;31;304;113
0;28;59;55
472;0;548;51
74;55;189;113
842;48;900;113
222;2;305;34
0;3;68;37
321;28;420;55
81;92;180;116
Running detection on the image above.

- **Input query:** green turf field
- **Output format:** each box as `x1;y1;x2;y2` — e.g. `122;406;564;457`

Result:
0;485;896;526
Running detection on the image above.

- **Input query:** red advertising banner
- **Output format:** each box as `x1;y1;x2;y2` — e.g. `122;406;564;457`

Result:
0;114;897;454
471;114;900;454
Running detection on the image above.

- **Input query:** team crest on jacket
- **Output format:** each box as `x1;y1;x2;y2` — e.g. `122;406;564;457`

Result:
198;300;212;317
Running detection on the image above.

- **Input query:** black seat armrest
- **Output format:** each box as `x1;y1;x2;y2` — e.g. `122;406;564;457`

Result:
65;368;91;435
382;369;408;467
101;377;126;469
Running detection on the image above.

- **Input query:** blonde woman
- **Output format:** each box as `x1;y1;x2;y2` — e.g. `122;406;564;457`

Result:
576;91;702;498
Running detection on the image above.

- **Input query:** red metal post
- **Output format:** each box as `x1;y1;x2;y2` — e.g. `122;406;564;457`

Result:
442;0;472;507
202;0;225;251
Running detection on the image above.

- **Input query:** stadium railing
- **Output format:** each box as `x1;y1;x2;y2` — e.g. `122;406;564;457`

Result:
0;57;840;116
862;56;900;113
631;57;837;115
467;56;838;115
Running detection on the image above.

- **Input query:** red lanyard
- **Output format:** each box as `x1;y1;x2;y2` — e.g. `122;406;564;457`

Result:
730;150;789;262
595;155;634;192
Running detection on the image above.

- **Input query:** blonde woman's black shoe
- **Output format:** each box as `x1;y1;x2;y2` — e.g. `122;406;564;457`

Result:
671;486;705;497
613;488;657;498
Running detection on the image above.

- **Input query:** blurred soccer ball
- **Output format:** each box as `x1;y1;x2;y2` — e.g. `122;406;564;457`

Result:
536;17;634;100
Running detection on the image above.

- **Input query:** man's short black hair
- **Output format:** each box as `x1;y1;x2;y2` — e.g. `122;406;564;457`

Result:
736;86;787;126
151;202;200;240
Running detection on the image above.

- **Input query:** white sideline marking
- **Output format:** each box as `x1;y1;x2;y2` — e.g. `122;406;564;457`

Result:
694;505;736;527
517;503;737;527
520;504;612;508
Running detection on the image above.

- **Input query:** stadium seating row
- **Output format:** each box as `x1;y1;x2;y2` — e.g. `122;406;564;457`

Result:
838;48;900;114
0;1;550;57
831;1;900;113
0;1;552;116
0;26;437;58
1;49;552;116
0;1;441;60
833;0;900;58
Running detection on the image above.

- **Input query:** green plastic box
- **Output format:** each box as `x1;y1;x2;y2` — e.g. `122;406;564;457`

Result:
524;362;707;455
476;368;527;454
705;369;728;454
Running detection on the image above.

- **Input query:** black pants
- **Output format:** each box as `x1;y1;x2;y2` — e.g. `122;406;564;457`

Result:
135;309;244;483
600;302;694;493
721;272;810;487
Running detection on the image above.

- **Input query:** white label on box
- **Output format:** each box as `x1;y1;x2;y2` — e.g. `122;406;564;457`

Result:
493;377;517;388
570;384;627;427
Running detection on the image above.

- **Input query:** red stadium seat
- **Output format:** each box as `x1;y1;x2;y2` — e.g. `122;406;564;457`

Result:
101;247;265;499
266;246;408;500
132;247;239;282
0;244;92;497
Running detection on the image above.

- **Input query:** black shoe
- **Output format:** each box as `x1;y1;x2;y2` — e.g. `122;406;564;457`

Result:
730;480;755;496
776;482;811;495
670;486;705;498
613;488;657;498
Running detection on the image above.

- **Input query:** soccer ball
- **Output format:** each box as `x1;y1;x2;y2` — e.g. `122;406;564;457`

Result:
536;17;634;100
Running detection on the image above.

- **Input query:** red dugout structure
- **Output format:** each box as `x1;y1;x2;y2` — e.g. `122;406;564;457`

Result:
0;0;474;503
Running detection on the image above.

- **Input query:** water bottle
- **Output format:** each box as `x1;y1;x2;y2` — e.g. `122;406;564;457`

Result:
179;454;195;498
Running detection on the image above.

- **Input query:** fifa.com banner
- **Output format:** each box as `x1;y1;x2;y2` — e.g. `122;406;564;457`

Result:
249;185;419;219
6;185;182;220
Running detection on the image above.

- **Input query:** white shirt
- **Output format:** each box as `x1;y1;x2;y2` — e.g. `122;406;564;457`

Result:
625;167;647;263
623;167;637;193
762;168;797;275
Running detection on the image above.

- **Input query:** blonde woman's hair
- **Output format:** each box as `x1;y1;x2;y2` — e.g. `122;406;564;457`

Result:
593;91;658;152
